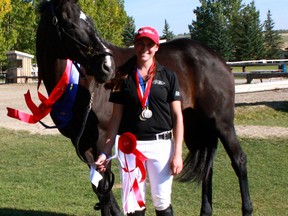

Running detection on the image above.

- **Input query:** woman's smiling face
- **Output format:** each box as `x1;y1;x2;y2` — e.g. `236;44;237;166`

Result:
134;37;159;63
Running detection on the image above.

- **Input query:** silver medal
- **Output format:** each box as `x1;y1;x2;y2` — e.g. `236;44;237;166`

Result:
140;107;153;121
143;107;153;119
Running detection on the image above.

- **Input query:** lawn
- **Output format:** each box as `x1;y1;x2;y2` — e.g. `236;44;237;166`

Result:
0;127;287;216
231;65;280;72
235;101;288;127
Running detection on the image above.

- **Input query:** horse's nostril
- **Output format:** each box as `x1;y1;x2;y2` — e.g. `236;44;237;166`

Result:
102;63;114;78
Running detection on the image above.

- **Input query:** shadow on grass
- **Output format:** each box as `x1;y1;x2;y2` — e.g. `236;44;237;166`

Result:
0;208;70;216
235;101;288;112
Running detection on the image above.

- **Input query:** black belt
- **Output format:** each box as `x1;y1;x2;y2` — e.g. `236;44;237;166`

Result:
137;131;172;141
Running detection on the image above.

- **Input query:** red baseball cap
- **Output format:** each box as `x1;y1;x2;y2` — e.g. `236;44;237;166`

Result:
134;26;160;45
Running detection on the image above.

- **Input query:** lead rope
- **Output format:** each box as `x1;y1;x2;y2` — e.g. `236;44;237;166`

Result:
74;78;115;204
74;78;96;163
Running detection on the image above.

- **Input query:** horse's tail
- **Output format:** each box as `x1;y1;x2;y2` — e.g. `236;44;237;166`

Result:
177;145;216;183
176;108;218;183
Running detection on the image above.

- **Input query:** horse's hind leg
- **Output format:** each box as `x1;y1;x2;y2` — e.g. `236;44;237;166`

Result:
200;146;217;216
218;125;253;216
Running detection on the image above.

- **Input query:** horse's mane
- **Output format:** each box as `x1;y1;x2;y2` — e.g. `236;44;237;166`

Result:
36;0;79;14
36;0;51;14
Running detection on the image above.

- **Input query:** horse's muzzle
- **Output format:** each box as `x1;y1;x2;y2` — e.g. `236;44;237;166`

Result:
91;54;115;83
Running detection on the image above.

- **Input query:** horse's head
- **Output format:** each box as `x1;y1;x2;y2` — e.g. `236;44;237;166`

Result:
37;0;115;83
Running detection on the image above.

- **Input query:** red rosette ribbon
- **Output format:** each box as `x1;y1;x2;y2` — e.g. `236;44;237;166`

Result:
7;59;72;124
118;132;148;208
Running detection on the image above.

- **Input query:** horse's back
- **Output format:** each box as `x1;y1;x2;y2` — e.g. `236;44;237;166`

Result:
157;38;232;81
156;38;234;111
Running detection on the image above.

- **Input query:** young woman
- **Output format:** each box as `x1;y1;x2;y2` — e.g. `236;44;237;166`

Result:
95;26;183;216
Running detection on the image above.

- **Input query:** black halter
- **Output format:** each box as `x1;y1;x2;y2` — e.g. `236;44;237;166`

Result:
50;0;112;68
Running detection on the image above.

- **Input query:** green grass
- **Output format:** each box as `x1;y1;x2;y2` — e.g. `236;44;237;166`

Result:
1;127;288;215
235;101;288;127
231;65;279;72
0;130;97;215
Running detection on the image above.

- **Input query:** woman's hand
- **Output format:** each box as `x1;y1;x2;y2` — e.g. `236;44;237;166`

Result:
170;100;184;176
95;153;108;172
170;153;183;176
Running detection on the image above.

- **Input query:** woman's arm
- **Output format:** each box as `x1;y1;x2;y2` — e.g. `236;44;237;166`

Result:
170;100;184;175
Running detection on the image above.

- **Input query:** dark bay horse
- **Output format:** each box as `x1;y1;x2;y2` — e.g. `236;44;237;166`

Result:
99;41;253;215
36;1;252;216
36;0;121;215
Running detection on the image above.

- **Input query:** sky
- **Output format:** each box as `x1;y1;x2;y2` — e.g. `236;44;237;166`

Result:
124;0;287;35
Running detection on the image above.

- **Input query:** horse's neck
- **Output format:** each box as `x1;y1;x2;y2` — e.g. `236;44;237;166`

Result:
41;59;66;91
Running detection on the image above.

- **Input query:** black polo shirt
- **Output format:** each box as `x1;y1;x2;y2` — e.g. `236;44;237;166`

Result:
110;63;181;137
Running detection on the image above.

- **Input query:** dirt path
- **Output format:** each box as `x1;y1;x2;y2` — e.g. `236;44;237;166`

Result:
1;84;59;135
235;88;288;138
1;83;288;138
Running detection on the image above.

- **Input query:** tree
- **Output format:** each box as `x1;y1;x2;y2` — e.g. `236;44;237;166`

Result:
11;0;36;55
190;0;268;61
205;2;232;60
189;0;215;44
0;0;132;67
189;0;233;60
0;0;12;62
232;1;265;60
122;16;135;47
79;0;128;46
0;0;11;19
1;0;37;58
162;19;174;41
263;10;282;59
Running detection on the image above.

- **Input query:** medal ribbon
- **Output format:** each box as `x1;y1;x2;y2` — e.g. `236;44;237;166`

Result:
135;62;155;108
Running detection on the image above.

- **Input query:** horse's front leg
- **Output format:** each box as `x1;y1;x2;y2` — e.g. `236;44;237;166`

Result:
83;146;122;215
93;130;123;215
92;177;122;216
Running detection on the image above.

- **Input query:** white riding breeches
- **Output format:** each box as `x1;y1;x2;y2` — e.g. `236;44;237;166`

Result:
115;137;174;214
